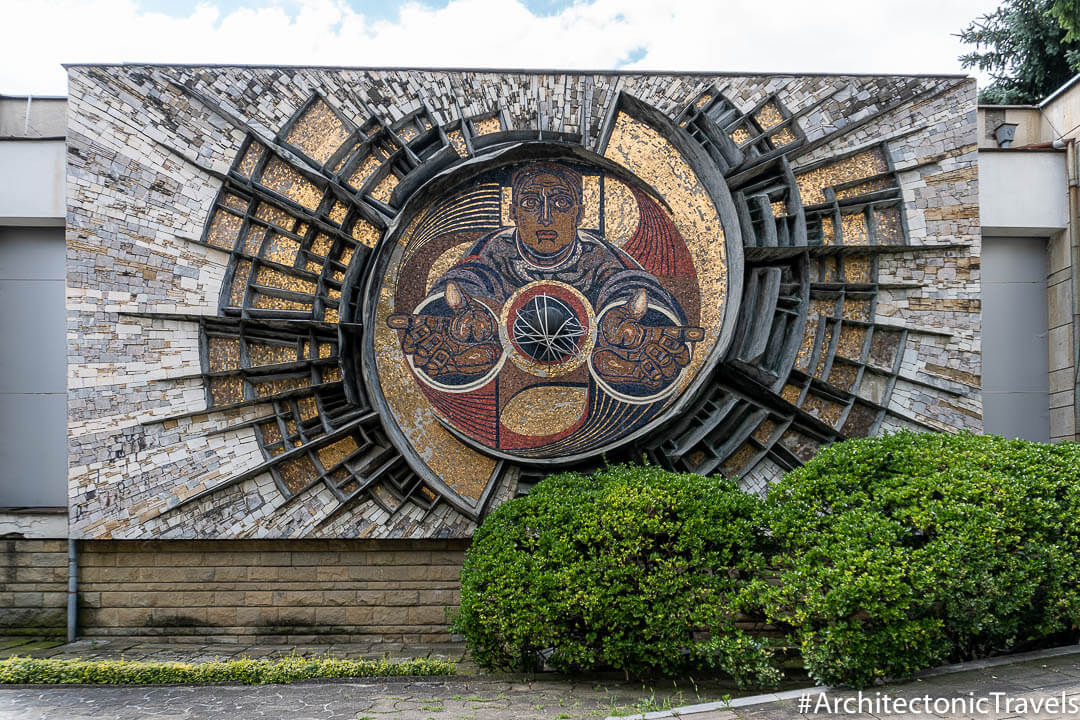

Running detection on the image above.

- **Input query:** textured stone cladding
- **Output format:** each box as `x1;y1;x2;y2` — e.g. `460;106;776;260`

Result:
66;66;982;540
0;540;68;636
73;540;464;642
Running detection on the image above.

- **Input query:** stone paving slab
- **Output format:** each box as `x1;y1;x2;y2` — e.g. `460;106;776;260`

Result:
4;641;1080;720
642;651;1080;720
0;676;739;720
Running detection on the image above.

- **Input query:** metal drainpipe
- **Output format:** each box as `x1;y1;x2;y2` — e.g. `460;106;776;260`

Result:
1067;139;1080;441
67;539;78;643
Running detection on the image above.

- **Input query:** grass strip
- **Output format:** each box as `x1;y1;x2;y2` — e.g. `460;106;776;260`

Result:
0;654;455;685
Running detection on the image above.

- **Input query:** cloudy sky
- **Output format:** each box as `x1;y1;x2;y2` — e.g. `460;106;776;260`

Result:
4;0;1004;96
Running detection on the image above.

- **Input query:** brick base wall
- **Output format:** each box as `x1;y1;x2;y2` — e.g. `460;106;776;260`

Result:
5;539;468;643
0;539;68;636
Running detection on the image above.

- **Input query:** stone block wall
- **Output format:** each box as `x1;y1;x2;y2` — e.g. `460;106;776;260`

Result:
1048;230;1076;441
76;540;466;643
0;539;67;636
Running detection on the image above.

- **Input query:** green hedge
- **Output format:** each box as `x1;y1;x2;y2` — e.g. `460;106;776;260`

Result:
454;432;1080;688
451;464;780;687
0;655;455;685
749;431;1080;687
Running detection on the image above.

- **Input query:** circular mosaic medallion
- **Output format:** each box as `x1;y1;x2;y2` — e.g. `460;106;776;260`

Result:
364;149;739;464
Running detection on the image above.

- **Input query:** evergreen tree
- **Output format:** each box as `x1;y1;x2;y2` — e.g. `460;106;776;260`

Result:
959;0;1080;104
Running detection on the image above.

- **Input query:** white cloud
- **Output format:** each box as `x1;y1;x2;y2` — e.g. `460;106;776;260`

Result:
3;0;1002;96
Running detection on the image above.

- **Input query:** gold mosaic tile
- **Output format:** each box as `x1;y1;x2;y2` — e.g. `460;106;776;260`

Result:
206;209;243;250
780;383;803;405
263;231;300;266
235;142;265;178
473;115;501;136
770;200;787;217
260;421;282;446
221;193;248;212
322;365;342;382
721;442;758;477
448;129;467;157
795;316;818;371
305;260;322;274
371;172;399;204
347;153;383;189
310;233;333;257
207;337;241;372
836;325;867;360
317;436;359;470
835;177;894;200
809;297;837;319
251;294;311;312
243;226;264;256
260;157;323;211
254;202;296;229
318;343;333;359
874;206;903;244
841;213;869;245
277;454;318;495
822;216;836;244
298;396;318;420
695;93;713;109
209;376;244;406
338;246;354;267
771;127;797;147
397;124;418;143
228;260;251;306
254;266;316;294
254;376;310;398
328;201;348;226
500;386;587;437
752;418;778;445
844;256;872;284
802;393;845;428
813;323;835;378
351;219;380;248
755;102;784;130
730;126;751;145
796;148;889;205
284;98;350;165
842;298;873;322
323;307;340;323
248;342;297;366
827;362;859;392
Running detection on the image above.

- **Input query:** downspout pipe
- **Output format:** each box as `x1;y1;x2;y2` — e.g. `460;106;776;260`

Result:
66;539;77;643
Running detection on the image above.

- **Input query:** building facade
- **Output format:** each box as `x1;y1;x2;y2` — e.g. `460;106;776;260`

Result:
0;65;1068;641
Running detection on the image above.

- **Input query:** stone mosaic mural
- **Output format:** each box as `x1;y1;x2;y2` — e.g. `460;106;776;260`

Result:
66;67;982;539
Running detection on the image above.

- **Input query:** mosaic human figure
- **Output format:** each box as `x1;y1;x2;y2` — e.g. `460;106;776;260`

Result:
388;162;703;395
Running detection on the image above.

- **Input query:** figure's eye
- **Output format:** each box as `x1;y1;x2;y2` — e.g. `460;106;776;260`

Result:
552;196;573;210
520;197;540;210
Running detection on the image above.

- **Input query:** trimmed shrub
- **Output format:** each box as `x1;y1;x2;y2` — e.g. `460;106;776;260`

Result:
747;431;1080;687
0;655;454;685
456;433;1080;689
451;464;778;686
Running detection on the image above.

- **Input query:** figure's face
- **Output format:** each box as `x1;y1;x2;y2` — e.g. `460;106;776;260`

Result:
511;172;583;256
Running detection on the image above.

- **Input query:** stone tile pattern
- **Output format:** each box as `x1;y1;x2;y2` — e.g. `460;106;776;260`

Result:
66;66;981;539
74;540;465;642
0;539;67;635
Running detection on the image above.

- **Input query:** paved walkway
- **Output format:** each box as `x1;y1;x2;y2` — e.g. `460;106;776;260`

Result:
1;639;1078;719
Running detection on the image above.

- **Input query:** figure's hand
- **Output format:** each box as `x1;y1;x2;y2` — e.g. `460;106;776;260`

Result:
387;281;501;379
592;289;704;391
